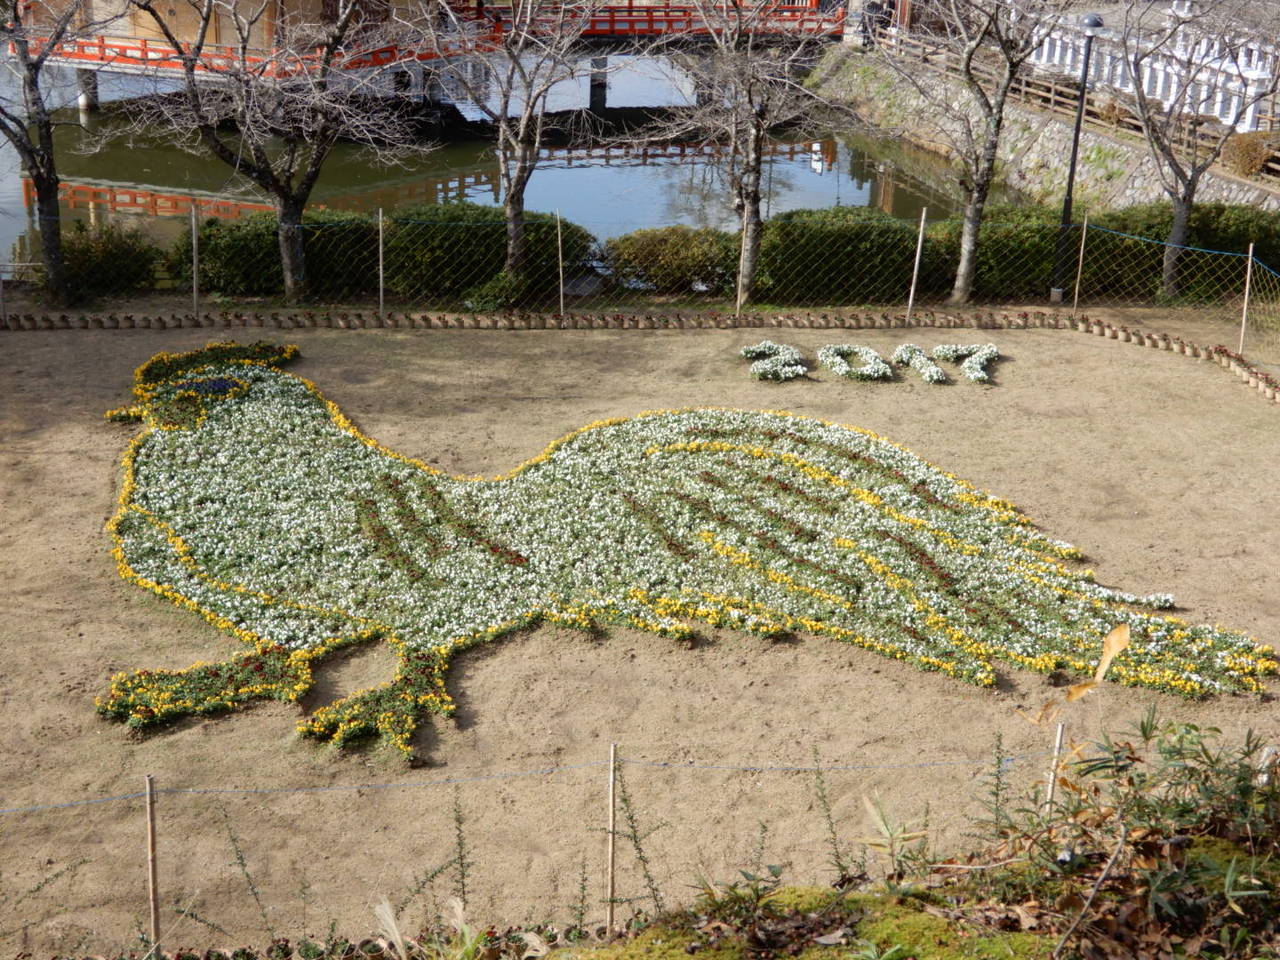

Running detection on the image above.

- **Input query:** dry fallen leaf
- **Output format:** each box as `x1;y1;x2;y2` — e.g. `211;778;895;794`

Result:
1095;624;1132;682
1067;680;1097;702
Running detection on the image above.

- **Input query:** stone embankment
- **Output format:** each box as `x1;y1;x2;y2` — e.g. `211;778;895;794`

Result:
818;48;1280;212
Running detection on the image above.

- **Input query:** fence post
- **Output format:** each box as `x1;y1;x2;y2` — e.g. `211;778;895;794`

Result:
1240;242;1255;355
1;269;6;330
1071;214;1089;318
145;774;160;958
378;208;385;318
189;205;199;318
605;742;617;935
556;210;565;317
1043;722;1066;814
905;207;927;322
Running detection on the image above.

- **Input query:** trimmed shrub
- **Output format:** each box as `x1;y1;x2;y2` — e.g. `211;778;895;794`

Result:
171;213;280;297
170;210;378;299
923;206;1060;302
605;225;737;296
385;202;594;301
757;207;916;304
1222;131;1277;178
61;222;162;298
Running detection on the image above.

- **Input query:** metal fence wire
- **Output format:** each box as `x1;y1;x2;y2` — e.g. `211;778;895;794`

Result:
11;208;1280;365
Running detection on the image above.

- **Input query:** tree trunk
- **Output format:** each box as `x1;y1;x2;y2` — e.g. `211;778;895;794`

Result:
1160;195;1192;300
278;200;306;303
33;174;67;306
949;192;987;305
503;192;526;278
734;121;765;308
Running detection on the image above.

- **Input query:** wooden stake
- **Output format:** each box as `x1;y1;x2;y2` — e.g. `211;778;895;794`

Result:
145;774;160;958
605;743;617;935
1240;242;1255;355
1071;213;1089;319
905;207;927;323
190;205;200;318
1044;722;1066;813
377;208;385;319
556;210;565;318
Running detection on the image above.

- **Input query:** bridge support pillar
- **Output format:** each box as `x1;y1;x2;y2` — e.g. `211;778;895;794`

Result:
76;69;99;112
589;57;607;114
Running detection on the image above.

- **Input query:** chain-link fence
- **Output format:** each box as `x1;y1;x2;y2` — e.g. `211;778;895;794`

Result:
11;206;1280;365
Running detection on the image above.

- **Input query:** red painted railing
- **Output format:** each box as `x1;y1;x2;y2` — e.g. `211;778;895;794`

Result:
23;3;844;74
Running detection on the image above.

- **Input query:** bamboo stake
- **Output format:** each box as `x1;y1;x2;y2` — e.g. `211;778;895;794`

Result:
556;210;565;318
378;208;385;318
190;205;199;318
1240;242;1255;355
1071;213;1089;318
145;774;160;958
605;743;617;935
905;207;927;323
1043;722;1066;814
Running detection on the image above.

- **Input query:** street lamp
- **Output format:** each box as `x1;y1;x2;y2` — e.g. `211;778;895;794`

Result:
1050;12;1104;303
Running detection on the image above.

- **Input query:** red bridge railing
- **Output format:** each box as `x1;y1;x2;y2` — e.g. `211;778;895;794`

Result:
23;2;844;74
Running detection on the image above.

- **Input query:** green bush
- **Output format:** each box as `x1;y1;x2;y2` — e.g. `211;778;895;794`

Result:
462;271;531;311
922;206;1060;302
756;207;918;304
61;221;162;298
605;225;737;296
170;213;280;297
385;202;594;301
169;209;376;299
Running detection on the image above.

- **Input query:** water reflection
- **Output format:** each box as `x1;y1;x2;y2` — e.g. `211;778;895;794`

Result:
0;55;1018;264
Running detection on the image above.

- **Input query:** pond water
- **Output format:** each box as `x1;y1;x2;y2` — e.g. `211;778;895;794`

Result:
0;53;1019;263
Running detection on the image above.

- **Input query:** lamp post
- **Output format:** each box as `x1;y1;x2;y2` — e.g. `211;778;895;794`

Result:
1050;12;1104;303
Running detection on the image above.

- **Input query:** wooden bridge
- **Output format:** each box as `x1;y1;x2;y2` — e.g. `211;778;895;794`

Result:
29;2;844;77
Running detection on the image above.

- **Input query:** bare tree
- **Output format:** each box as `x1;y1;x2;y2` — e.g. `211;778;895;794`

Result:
876;0;1083;303
399;0;599;282
119;0;424;301
632;0;847;308
0;0;124;304
1112;0;1280;297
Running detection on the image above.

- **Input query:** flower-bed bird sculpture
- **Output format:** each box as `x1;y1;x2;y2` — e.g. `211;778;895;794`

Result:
99;342;1275;757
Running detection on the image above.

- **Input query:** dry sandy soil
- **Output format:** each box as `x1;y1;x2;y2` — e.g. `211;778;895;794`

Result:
3;322;1280;954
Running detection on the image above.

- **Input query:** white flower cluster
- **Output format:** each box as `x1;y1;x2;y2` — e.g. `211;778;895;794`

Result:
817;344;893;381
932;343;1001;383
111;360;1275;702
740;341;807;381
891;344;947;384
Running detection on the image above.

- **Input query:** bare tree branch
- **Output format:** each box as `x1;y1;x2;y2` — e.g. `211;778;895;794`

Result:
0;0;129;303
619;0;851;308
874;0;1086;302
103;0;432;301
1106;0;1280;296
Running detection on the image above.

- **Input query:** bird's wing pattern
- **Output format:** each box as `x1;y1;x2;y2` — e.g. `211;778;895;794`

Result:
97;344;1277;758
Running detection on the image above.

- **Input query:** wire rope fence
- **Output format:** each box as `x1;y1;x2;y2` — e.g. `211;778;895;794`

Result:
1;739;1062;956
7;207;1280;365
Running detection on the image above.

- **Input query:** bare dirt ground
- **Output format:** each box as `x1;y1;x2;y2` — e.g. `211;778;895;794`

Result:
3;321;1280;954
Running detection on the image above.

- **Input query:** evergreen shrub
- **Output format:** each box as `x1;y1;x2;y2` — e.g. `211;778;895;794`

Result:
61;222;162;298
605;225;737;296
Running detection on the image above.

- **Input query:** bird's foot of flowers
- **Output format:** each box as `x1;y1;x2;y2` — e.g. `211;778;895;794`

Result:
96;642;318;730
297;644;455;758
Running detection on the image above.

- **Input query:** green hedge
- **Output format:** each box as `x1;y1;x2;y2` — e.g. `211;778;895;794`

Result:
168;204;595;302
169;210;376;299
61;222;162;299
605;225;737;296
385;202;595;302
758;207;918;304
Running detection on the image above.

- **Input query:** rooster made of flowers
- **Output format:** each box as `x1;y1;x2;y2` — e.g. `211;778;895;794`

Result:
99;342;1275;757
